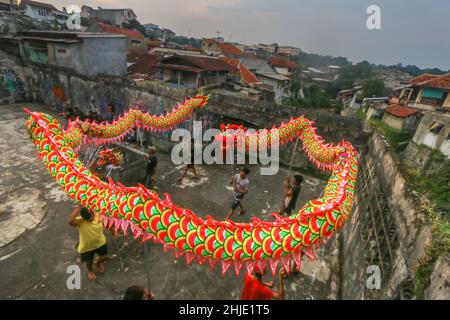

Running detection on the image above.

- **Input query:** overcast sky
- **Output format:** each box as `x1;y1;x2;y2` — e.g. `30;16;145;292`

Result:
51;0;450;70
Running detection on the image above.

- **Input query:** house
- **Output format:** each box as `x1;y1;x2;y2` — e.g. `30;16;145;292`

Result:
392;73;450;113
375;69;412;92
151;54;233;89
411;112;450;159
127;53;160;80
11;30;127;76
268;56;300;77
149;46;204;57
337;85;363;111
202;38;247;58
161;28;176;40
88;22;147;53
382;104;422;132
255;72;290;104
240;55;276;74
276;46;301;56
0;0;18;12
363;97;389;120
144;23;163;39
81;6;137;26
257;43;278;53
19;0;68;24
220;57;261;86
143;22;159;32
239;55;292;103
327;65;341;74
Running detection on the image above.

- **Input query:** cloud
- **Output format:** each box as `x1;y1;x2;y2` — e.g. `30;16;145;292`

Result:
50;0;450;69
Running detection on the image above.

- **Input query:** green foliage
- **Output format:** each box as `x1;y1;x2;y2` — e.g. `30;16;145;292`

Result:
369;119;413;152
283;84;332;108
332;100;343;115
295;51;350;68
403;147;450;215
362;78;386;98
414;208;450;299
170;36;202;49
375;63;449;77
356;108;365;121
336;61;374;89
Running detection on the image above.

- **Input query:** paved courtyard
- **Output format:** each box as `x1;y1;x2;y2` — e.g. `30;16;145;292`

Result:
0;103;340;300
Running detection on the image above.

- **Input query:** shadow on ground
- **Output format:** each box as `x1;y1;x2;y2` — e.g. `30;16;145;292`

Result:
0;103;340;300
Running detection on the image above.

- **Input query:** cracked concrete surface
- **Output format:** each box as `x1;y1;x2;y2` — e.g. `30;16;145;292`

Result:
0;103;340;300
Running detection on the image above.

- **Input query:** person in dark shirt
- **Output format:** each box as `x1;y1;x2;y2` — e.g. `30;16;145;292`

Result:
105;105;116;123
61;107;82;121
284;175;303;215
123;285;154;300
177;140;198;183
145;147;158;190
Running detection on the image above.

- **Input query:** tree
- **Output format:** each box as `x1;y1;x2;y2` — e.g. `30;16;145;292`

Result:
362;79;385;98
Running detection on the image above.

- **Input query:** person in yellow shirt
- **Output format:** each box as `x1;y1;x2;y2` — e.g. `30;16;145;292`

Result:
68;206;108;281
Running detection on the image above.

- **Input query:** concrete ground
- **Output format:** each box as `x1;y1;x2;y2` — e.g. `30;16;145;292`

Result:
0;103;340;300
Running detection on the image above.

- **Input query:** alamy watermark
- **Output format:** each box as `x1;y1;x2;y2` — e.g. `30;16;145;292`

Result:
367;5;381;30
171;121;280;176
366;265;381;290
66;265;81;290
66;5;82;30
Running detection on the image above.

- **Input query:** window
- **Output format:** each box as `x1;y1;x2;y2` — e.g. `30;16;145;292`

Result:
429;122;444;135
421;88;444;105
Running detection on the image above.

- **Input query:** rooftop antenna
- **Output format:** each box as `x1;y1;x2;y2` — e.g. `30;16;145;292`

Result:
216;30;222;41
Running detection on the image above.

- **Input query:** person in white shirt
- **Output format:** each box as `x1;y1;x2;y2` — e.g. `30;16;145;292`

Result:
226;168;250;220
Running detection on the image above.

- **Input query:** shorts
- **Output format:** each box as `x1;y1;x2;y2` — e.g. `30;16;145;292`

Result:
285;207;295;215
231;195;244;210
80;244;108;262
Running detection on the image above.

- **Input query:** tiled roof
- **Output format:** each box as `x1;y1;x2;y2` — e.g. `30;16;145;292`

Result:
220;57;260;85
127;53;160;76
268;56;300;69
410;74;438;85
410;73;450;90
158;55;234;72
218;42;246;57
421;73;450;90
385;104;419;118
97;22;145;40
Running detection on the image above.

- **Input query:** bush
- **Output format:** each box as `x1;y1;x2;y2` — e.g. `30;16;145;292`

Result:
369;119;413;152
414;208;450;298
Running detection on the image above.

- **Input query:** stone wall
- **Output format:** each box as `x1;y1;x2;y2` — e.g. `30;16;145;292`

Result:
339;128;448;299
0;48;366;170
0;50;26;104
